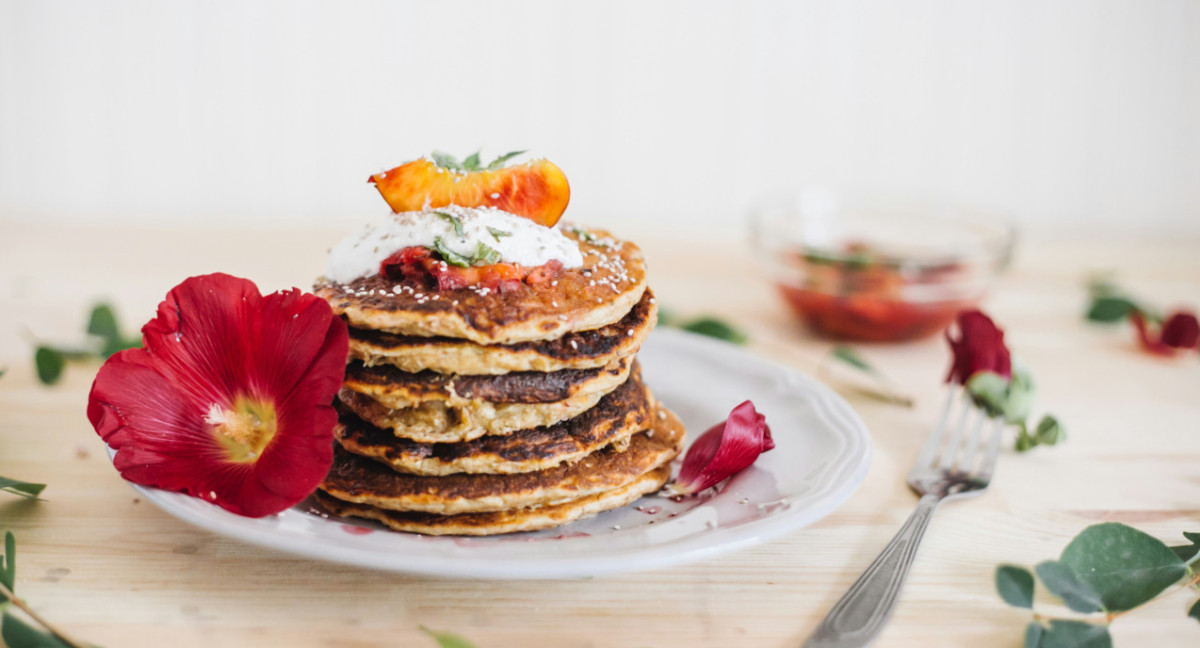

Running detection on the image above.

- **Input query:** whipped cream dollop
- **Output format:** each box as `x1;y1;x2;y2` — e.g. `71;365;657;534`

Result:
325;205;584;284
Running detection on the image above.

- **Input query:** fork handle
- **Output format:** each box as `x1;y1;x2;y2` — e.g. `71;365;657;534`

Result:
802;494;942;648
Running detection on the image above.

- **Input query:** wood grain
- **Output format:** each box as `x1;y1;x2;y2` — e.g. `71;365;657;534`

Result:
1;225;1198;647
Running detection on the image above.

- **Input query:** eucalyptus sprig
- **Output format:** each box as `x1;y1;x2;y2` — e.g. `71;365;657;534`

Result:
430;150;527;172
966;367;1065;453
420;625;479;648
996;522;1200;647
821;346;915;408
2;532;92;648
1084;274;1157;324
33;303;140;386
658;308;747;345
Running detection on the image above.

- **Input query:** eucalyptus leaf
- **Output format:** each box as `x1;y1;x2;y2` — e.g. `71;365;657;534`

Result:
486;150;526;170
965;371;1009;418
461;151;482;172
1035;561;1103;613
1169;531;1200;567
33;348;64;386
679;318;747;345
1034;415;1064;446
1023;622;1044;648
419;625;478;648
0;478;46;501
430;151;461;171
1058;522;1187;612
1188;599;1200;624
86;304;120;347
1;612;73;648
995;565;1035;608
1038;620;1111;648
1;532;14;602
831;346;874;373
1086;296;1139;323
1004;368;1036;423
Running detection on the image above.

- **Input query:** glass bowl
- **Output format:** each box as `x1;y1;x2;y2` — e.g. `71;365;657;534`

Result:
750;190;1016;342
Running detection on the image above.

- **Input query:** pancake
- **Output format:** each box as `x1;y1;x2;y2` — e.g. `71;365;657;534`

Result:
336;370;652;476
314;464;670;536
341;355;632;411
314;226;647;345
320;406;684;515
347;289;657;375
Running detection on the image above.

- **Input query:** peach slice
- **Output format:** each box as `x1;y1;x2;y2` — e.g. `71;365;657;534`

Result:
368;157;571;227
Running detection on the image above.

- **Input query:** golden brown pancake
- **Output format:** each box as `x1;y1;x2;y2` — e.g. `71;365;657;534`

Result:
342;356;631;410
336;370;652;476
347;289;657;375
314;227;647;345
314;464;670;536
319;406;684;515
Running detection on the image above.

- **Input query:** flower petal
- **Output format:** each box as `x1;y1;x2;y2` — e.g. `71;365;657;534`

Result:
1130;311;1174;356
945;310;1012;384
88;274;348;518
1160;311;1200;350
674;400;774;495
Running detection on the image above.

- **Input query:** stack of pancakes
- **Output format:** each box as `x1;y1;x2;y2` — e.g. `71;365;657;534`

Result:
312;227;684;535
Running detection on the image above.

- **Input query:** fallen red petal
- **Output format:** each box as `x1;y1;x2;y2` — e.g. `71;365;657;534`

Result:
1160;311;1200;350
88;273;348;518
1130;311;1175;356
673;400;775;495
945;309;1012;385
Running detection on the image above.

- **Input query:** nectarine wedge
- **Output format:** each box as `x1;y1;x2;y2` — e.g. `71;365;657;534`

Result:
368;155;570;228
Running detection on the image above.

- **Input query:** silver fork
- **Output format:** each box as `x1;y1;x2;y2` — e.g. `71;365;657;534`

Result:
802;387;1007;648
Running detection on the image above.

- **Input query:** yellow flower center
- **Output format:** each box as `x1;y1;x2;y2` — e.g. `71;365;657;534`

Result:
206;397;277;463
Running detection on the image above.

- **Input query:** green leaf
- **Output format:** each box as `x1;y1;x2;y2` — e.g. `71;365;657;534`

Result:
473;242;500;266
486;227;511;242
2;612;73;648
486;150;526;170
831;346;873;373
430;151;461;171
966;371;1009;418
1034;415;1065;446
461;151;482;172
1035;561;1103;613
1;531;14;601
432;238;471;268
995;565;1035;608
433;211;465;239
1023;622;1044;648
568;225;599;244
419;625;478;648
1169;531;1200;567
1004;368;1036;423
0;477;46;501
1086;296;1138;323
1188;598;1200;624
1015;423;1037;453
1039;620;1111;648
680;318;747;345
87;303;120;343
33;347;64;386
1058;522;1187;612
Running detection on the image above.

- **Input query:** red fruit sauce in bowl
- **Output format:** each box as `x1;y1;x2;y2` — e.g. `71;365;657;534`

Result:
751;191;1015;342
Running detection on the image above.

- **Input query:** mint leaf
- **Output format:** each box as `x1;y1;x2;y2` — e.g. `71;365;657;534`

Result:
996;565;1035;608
33;347;64;385
432;238;471;268
1;613;72;648
1034;415;1064;446
1039;620;1111;648
487;227;511;242
831;346;873;373
430;151;462;171
434;211;465;239
1189;599;1200;624
486;150;526;170
1023;622;1043;648
0;477;45;501
419;625;478;648
461;151;482;172
568;225;599;244
680;318;747;345
473;242;500;266
1086;296;1139;323
1035;560;1103;613
1058;522;1187;612
1;531;14;601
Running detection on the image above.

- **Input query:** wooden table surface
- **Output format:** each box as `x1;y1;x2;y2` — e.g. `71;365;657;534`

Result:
1;225;1198;647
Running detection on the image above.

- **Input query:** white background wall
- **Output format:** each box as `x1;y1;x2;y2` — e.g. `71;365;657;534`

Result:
1;0;1198;239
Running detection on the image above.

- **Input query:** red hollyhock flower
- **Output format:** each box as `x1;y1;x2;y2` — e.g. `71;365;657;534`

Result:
672;400;775;495
1131;310;1200;356
945;310;1012;385
87;273;349;517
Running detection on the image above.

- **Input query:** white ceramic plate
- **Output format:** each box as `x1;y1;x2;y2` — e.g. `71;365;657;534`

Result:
118;329;871;579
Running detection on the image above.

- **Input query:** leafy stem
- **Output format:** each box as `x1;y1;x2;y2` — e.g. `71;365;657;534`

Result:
0;580;88;648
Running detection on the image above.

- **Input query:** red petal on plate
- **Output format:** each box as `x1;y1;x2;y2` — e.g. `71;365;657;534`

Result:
672;400;775;495
87;273;348;518
1160;311;1200;350
945;310;1012;385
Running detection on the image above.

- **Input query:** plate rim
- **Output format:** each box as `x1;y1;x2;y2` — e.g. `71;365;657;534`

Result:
118;328;872;579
